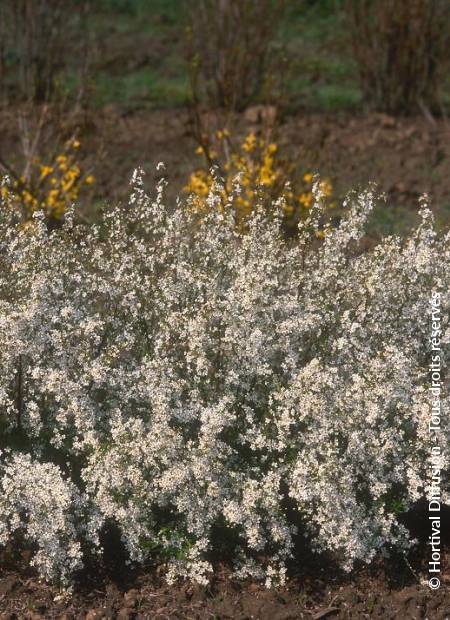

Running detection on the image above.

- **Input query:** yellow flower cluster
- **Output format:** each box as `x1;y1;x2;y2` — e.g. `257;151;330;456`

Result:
0;139;95;220
184;131;333;231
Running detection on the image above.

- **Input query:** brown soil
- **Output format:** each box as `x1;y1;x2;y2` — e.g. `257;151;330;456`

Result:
1;551;449;619
1;106;450;227
93;107;450;219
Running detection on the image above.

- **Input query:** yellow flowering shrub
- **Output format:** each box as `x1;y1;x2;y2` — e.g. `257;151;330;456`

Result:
0;139;94;221
184;130;334;232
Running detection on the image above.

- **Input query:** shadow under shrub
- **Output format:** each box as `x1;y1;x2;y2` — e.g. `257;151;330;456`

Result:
0;171;448;587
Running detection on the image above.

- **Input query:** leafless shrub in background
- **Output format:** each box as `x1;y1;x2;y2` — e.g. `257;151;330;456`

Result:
0;0;92;105
1;0;66;103
186;0;287;173
346;0;449;115
186;0;285;113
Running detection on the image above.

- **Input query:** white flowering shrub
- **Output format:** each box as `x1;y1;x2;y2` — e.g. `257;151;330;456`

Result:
0;171;448;586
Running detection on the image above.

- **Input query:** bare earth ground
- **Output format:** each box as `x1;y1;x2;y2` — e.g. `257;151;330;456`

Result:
88;107;450;229
1;107;450;232
0;552;449;619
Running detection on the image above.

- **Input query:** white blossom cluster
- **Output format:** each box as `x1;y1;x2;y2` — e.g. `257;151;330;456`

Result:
0;172;448;586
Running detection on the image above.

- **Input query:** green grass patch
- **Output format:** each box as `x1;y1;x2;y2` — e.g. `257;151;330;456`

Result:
90;69;189;108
